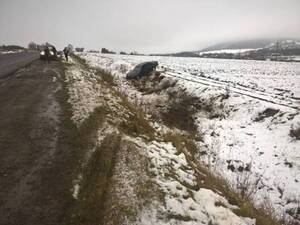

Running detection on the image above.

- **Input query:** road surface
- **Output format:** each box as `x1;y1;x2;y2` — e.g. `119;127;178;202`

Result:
0;60;79;225
0;51;39;78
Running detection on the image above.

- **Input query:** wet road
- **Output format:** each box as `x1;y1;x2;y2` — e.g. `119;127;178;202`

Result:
0;51;39;78
0;60;79;225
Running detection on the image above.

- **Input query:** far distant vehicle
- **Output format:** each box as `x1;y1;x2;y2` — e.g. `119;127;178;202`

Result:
40;46;57;60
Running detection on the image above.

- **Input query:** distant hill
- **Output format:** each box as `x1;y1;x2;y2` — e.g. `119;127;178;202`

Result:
152;39;300;59
198;39;274;52
150;51;199;58
197;38;300;53
264;40;300;50
0;45;25;51
192;39;300;61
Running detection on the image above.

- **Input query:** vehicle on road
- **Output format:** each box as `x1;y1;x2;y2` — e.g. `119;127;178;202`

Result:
40;46;57;60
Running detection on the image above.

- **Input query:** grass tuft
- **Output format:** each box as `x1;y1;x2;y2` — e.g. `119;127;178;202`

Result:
71;53;89;68
95;68;116;87
290;126;300;140
162;92;198;132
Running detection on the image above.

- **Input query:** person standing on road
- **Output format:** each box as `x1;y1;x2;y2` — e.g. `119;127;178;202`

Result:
63;47;69;61
44;46;50;63
52;45;57;56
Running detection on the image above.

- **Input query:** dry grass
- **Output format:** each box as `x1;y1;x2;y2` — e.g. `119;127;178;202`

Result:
71;53;89;68
66;54;160;225
77;106;109;148
115;91;156;140
73;54;155;141
71;133;121;225
166;214;195;222
95;68;116;87
254;108;280;122
290;126;300;140
57;63;117;225
161;92;198;132
101;140;166;225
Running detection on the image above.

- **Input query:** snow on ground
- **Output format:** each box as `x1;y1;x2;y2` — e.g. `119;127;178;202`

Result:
143;140;255;225
0;50;24;55
81;52;300;104
64;58;125;126
291;56;300;62
198;49;256;55
193;88;300;211
65;58;104;125
65;57;258;224
65;58;119;200
79;52;300;221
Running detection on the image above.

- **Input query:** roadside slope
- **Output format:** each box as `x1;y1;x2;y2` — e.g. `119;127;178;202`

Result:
74;53;299;225
64;55;287;225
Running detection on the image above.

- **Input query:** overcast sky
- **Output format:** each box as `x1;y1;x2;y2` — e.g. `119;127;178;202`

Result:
1;0;300;53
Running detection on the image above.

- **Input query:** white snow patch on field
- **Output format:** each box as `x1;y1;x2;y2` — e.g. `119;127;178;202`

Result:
199;49;256;55
0;50;24;55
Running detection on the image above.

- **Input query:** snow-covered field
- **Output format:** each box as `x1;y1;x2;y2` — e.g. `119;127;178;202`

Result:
84;53;300;106
78;53;300;222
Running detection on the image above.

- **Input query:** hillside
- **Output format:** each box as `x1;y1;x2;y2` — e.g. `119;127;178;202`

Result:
198;39;276;52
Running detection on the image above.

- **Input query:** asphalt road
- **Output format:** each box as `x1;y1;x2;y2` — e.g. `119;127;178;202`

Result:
0;60;79;225
0;51;39;78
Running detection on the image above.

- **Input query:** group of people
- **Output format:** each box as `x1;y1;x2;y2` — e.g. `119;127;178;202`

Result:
42;45;70;62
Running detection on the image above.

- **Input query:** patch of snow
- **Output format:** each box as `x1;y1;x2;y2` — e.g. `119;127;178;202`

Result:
64;58;108;126
0;49;24;54
144;141;255;225
72;180;81;200
199;49;257;55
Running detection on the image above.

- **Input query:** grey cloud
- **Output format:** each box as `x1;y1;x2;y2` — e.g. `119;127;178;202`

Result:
1;0;300;53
